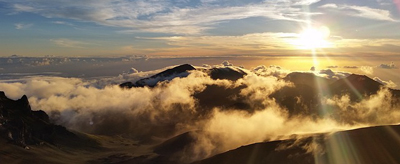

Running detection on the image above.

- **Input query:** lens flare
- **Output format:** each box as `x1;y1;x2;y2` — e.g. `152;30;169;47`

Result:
295;26;332;49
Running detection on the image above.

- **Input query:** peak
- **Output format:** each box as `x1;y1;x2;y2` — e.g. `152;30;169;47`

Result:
170;64;195;72
285;72;316;78
123;64;196;88
0;91;6;98
178;64;194;68
159;64;195;76
19;95;29;102
151;64;195;79
16;95;32;113
344;74;373;82
347;74;367;78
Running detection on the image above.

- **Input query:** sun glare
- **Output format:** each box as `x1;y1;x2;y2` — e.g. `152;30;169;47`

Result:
296;26;332;49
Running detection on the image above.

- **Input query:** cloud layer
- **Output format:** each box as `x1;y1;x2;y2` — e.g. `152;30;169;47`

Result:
2;0;323;34
0;64;399;161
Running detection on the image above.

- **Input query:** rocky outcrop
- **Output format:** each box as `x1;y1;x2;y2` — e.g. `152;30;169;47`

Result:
0;91;78;148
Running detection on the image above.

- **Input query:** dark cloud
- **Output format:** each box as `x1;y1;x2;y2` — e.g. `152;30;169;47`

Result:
344;66;358;69
327;66;338;68
378;62;397;69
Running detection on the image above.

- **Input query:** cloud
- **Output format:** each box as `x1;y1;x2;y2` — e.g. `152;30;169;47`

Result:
1;64;399;162
319;4;338;9
0;65;286;140
344;66;358;69
319;4;397;21
128;67;139;74
378;62;397;69
189;108;353;160
52;21;74;26
347;5;397;21
221;61;233;67
373;77;397;88
134;33;400;56
14;23;33;29
13;4;39;12
360;66;373;74
4;0;321;34
291;0;321;5
318;69;350;80
50;38;89;48
253;65;291;78
0;71;213;135
327;66;338;68
136;32;301;55
324;88;400;124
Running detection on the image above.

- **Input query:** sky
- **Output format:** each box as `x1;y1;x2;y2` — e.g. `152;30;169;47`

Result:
0;0;400;58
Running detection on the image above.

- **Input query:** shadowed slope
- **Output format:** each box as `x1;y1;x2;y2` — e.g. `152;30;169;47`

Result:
194;124;400;164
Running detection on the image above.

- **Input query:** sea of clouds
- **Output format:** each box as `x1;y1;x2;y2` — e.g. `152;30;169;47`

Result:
0;62;399;162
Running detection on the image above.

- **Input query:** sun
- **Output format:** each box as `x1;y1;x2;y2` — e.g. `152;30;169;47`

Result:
296;26;332;49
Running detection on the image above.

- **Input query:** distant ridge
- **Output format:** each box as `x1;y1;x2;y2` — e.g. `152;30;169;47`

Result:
193;125;400;164
120;64;247;88
120;64;195;88
329;74;383;100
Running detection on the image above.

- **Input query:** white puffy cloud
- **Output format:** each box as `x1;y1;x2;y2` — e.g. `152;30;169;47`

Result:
221;61;233;67
189;107;353;160
373;77;397;88
252;65;291;78
1;64;399;162
360;66;373;75
324;88;400;124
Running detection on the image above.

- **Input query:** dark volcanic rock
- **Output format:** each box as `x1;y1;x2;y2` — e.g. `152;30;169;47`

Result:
284;72;335;90
208;67;247;81
0;91;83;147
193;84;251;111
154;131;197;156
193;139;313;164
271;73;334;117
329;74;383;101
194;125;400;164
